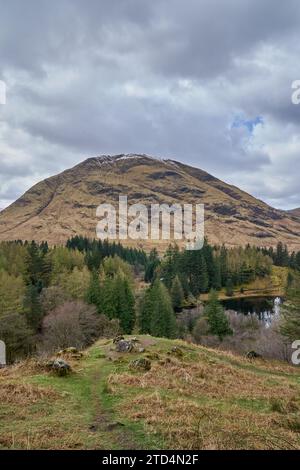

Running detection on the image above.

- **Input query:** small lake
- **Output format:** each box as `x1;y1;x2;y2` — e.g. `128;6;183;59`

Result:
221;296;281;320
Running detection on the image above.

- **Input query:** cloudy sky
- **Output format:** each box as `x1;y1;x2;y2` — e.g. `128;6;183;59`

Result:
0;0;300;210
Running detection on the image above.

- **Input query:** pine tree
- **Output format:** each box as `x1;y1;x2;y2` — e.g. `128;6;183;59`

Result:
286;272;294;290
101;276;117;319
199;254;209;293
150;280;177;338
219;245;228;287
23;284;43;331
116;275;135;333
139;286;153;334
189;252;200;296
204;290;232;341
202;241;215;287
225;278;234;297
86;270;102;313
170;275;184;310
211;257;222;290
25;241;47;290
144;248;159;283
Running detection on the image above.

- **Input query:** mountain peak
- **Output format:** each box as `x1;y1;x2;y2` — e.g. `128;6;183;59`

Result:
82;153;171;166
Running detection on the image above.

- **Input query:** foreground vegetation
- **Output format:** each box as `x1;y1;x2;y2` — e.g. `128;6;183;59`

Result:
0;336;299;450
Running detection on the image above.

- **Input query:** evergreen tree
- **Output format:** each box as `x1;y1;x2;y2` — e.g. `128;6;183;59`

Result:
86;270;102;313
139;286;153;334
204;290;232;341
202;241;215;288
219;245;228;287
23;284;43;331
287;271;294;290
170;275;184;310
25;241;48;290
211;257;222;290
144;248;160;283
149;280;177;338
101;277;117;319
139;280;177;338
295;252;300;271
199;255;209;293
188;251;208;296
225;278;234;297
275;242;289;267
100;271;135;333
115;274;135;333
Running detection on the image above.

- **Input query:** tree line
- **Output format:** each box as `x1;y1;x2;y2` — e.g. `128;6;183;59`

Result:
1;237;300;363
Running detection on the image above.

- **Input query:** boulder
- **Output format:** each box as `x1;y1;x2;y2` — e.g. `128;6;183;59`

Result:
52;359;71;376
246;350;262;360
115;339;134;353
129;358;151;372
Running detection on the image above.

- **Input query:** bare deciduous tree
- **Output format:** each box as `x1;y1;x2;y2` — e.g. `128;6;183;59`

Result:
40;301;119;352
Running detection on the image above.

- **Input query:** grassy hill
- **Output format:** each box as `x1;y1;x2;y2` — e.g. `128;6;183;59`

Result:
1;335;300;450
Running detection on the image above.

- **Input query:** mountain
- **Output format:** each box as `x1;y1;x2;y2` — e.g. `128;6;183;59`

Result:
1;153;300;250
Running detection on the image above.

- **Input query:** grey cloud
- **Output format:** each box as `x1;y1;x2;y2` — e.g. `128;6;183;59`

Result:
0;0;300;209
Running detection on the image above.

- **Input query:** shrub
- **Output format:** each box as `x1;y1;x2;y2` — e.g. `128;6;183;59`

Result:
40;301;119;353
40;286;69;315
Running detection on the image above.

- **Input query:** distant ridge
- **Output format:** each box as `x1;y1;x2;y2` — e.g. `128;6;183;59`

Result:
287;208;300;219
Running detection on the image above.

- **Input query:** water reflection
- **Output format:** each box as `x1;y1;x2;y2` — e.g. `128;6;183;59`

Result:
221;296;282;327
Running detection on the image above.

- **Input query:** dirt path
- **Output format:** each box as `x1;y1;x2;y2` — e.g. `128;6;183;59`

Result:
89;364;140;450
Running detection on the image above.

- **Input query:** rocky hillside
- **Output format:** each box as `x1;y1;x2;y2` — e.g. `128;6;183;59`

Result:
1;154;300;250
288;208;300;220
0;335;299;450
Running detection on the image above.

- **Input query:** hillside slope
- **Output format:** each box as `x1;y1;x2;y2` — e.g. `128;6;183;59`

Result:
0;336;299;450
288;208;300;219
1;154;300;250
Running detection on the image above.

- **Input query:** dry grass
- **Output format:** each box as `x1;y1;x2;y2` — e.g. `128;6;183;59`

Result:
0;381;59;405
0;358;44;378
109;356;299;401
106;337;300;450
0;427;89;450
120;393;300;450
0;336;299;450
